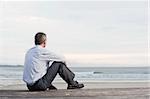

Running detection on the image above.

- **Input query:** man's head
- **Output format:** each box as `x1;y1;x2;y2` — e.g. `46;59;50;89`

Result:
35;32;47;47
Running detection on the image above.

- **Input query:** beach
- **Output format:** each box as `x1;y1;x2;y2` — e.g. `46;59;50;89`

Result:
0;0;148;98
0;81;149;99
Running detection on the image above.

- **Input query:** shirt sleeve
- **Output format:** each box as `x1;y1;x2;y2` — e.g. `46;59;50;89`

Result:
39;49;65;62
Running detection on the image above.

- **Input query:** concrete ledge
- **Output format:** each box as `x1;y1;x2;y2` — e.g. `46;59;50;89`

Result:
0;88;149;99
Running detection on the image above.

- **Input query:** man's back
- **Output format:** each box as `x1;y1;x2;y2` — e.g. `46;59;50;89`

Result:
23;46;48;85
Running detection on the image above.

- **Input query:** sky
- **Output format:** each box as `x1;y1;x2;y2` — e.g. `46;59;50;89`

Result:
0;0;149;67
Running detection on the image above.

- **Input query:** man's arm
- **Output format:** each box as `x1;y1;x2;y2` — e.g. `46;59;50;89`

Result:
39;49;66;63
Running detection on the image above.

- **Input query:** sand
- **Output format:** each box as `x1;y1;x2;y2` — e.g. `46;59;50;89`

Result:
0;80;149;89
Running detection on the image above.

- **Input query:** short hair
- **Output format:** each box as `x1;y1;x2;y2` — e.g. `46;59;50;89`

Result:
34;32;46;45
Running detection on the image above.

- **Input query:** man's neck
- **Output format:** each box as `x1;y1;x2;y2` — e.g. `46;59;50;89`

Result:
36;45;45;48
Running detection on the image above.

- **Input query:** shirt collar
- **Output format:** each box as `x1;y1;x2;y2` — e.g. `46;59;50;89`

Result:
36;45;43;49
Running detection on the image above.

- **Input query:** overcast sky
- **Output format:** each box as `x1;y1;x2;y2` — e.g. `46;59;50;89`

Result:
0;0;148;66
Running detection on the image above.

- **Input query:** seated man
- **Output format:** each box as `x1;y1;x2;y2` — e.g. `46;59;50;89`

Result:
23;32;84;91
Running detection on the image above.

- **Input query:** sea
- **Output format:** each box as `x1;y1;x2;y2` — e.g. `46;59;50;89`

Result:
0;65;150;87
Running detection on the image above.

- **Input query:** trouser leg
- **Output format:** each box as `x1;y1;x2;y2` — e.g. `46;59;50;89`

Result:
57;62;75;85
42;61;75;88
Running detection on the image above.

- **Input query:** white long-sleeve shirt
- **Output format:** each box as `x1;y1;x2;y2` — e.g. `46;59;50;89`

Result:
23;45;65;85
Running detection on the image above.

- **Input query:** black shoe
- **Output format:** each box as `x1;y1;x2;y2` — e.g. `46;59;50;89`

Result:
67;81;84;89
48;85;57;90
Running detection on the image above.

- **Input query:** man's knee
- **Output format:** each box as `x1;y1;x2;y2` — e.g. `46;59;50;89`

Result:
52;61;64;65
51;61;65;68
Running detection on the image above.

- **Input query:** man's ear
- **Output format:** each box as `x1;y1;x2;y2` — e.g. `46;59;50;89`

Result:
43;42;46;47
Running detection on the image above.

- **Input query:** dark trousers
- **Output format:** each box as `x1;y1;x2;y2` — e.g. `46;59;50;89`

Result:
27;62;75;91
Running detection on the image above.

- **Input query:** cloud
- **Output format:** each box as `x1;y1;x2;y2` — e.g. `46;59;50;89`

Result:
64;53;148;66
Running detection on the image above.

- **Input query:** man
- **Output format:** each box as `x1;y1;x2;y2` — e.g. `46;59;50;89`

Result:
23;32;84;91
